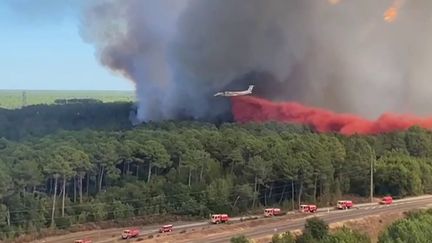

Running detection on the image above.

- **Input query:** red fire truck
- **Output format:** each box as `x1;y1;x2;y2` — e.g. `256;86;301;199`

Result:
264;208;282;217
299;204;317;213
379;196;393;205
337;200;353;209
211;214;229;224
75;240;92;243
121;228;139;239
159;224;173;233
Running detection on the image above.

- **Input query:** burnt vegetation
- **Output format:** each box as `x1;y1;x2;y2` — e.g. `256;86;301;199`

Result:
0;102;431;240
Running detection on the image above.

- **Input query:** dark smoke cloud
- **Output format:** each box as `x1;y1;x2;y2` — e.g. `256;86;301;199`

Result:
81;0;432;122
81;0;189;121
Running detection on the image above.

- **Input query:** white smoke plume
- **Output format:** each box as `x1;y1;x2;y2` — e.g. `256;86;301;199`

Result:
80;0;432;121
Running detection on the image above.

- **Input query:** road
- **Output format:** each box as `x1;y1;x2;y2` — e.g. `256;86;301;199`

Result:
33;195;432;243
34;217;247;243
192;196;432;243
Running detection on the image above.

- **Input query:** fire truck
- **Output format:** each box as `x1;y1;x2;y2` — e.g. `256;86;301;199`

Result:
121;228;139;239
299;204;317;213
337;200;353;209
379;196;393;205
264;208;282;217
75;240;92;243
159;224;173;233
210;214;229;224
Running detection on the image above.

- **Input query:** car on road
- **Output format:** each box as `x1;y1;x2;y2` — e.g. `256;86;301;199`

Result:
379;196;393;205
159;224;173;233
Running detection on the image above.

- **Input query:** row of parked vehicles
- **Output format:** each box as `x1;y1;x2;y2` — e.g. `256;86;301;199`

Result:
120;224;174;239
74;196;393;242
263;196;393;218
73;224;174;243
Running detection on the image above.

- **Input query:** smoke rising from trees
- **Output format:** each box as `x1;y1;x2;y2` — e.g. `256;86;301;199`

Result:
81;0;432;121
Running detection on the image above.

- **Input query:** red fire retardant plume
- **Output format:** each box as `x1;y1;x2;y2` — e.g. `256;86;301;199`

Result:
231;96;432;135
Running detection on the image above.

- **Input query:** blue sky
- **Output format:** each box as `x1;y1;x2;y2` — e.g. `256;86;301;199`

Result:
0;2;133;91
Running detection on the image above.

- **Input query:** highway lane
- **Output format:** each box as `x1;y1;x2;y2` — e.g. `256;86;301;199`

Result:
124;195;432;240
96;196;432;243
33;220;210;243
35;216;250;243
33;195;432;243
199;196;432;243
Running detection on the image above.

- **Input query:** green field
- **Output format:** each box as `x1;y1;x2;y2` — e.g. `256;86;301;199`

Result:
0;90;135;109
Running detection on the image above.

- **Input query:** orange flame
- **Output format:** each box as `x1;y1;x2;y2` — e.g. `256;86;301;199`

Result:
384;7;398;22
384;0;405;23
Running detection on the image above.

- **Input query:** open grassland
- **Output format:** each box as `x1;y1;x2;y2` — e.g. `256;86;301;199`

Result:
0;90;135;109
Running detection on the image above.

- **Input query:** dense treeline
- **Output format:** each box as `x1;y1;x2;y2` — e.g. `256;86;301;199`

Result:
1;109;432;239
0;102;133;140
378;209;432;242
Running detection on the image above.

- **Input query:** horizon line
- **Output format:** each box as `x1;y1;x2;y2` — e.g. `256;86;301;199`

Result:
0;89;135;92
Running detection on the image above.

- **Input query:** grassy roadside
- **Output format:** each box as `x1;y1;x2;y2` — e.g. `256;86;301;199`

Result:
0;90;135;109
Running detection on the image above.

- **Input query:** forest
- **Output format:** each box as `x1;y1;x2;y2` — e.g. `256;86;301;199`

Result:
1;101;432;240
0;102;133;140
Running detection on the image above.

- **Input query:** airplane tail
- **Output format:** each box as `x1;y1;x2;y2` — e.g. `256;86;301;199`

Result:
248;85;255;92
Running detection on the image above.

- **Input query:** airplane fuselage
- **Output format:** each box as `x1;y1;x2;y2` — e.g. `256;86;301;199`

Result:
214;85;254;97
214;91;252;97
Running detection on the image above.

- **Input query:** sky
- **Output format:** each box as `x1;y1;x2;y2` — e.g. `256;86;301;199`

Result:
0;1;134;91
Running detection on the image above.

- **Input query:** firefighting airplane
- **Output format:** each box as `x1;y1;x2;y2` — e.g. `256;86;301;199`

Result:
213;85;254;97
